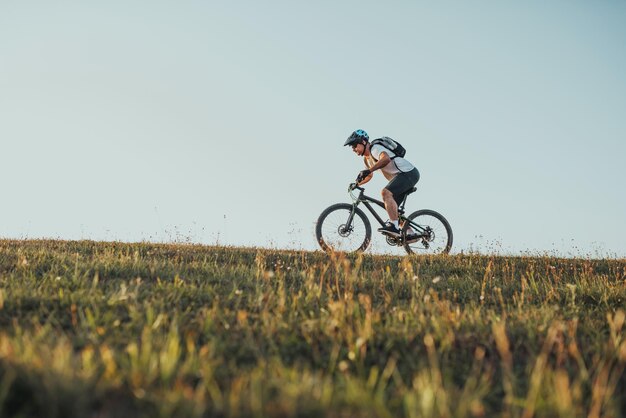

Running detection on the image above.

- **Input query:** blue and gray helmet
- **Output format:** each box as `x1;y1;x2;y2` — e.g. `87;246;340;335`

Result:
344;129;369;147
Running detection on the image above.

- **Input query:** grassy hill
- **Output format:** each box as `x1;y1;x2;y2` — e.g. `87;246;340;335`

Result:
0;239;624;417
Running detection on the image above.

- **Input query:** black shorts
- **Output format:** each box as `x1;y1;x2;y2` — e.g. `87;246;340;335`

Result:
385;167;420;205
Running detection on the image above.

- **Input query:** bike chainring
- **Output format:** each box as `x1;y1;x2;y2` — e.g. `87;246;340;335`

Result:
385;235;402;246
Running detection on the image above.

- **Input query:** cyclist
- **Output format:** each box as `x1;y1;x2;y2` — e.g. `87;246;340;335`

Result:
344;129;420;238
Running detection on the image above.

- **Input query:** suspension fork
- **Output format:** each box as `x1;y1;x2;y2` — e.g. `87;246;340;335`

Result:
344;202;360;229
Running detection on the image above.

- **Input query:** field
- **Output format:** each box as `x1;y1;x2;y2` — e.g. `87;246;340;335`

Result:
0;239;624;417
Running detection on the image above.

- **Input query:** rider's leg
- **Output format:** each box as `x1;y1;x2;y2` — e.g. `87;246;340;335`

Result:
382;188;399;223
385;169;420;234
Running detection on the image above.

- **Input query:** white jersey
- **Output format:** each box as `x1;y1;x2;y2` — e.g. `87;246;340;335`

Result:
366;144;416;181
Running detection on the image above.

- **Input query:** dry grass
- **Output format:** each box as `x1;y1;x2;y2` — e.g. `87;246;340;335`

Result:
0;239;624;417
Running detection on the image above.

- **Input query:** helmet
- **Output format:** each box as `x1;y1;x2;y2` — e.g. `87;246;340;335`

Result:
344;129;369;147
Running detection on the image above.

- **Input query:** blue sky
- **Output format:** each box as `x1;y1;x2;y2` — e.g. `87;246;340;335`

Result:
1;1;625;256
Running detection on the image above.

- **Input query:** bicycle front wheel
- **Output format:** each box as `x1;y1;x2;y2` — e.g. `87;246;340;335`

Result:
316;203;371;253
402;209;453;255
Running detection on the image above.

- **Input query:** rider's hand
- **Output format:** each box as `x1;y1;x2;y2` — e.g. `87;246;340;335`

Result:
356;169;371;183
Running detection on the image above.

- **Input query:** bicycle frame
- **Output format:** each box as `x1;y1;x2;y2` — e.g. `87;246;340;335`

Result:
347;185;430;238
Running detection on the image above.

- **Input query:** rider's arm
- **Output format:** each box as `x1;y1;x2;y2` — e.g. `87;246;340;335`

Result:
367;152;391;172
358;157;374;185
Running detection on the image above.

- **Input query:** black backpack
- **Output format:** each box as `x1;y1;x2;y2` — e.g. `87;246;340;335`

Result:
370;137;406;159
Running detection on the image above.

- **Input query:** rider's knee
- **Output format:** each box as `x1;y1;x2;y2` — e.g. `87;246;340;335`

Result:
382;188;392;199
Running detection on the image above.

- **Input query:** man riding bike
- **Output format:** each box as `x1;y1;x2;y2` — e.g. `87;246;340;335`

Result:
344;129;420;238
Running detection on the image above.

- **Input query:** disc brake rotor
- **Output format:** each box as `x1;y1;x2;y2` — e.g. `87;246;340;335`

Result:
338;224;352;237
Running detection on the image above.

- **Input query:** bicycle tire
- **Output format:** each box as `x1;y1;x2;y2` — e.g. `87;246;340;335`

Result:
402;209;453;255
316;203;372;253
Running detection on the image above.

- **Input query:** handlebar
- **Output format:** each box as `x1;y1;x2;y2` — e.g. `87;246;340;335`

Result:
348;183;365;192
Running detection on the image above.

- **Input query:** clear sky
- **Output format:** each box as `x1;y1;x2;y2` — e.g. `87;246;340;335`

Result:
1;1;625;257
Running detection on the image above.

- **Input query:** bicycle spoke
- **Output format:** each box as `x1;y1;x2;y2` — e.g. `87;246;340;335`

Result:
316;204;371;253
321;210;365;251
402;210;452;255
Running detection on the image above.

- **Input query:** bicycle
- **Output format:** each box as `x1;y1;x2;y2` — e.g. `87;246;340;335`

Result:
316;182;453;255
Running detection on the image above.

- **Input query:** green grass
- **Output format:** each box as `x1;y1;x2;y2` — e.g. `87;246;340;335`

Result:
0;239;624;417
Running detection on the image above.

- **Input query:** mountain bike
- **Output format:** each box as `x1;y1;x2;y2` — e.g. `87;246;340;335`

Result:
316;182;453;255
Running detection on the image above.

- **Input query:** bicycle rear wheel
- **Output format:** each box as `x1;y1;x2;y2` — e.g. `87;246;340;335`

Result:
402;209;452;255
316;203;371;253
